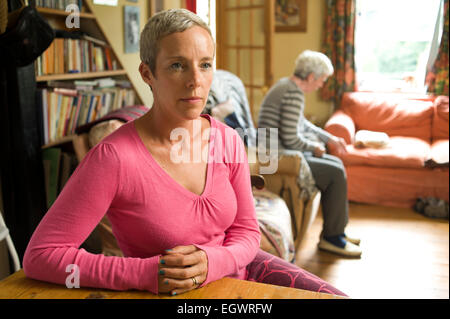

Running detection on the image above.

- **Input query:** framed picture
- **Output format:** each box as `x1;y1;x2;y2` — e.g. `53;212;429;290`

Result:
275;0;307;32
124;6;140;53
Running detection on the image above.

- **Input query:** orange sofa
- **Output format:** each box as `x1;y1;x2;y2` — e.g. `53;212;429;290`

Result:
324;92;449;208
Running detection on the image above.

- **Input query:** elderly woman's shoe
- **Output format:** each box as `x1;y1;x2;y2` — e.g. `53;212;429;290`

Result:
318;236;362;257
344;234;361;245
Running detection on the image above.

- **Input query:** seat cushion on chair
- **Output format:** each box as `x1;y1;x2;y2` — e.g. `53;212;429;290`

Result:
253;189;295;262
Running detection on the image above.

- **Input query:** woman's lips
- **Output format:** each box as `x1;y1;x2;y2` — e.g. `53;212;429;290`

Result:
180;97;203;103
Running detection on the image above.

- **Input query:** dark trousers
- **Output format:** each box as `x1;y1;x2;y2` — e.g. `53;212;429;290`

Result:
304;153;349;237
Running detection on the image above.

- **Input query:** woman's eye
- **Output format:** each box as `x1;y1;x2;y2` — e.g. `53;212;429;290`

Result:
170;63;183;70
201;62;212;70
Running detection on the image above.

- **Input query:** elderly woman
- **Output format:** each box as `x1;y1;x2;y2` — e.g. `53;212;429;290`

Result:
258;50;362;257
23;10;346;296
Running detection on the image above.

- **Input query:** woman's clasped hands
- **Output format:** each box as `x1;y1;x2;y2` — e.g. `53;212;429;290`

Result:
158;245;208;296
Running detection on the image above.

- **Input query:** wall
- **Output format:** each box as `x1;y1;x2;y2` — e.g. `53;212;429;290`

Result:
88;0;153;107
162;0;183;9
273;0;333;126
90;1;333;123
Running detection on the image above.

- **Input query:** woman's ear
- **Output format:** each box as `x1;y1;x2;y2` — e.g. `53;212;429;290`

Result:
306;72;316;83
139;62;154;87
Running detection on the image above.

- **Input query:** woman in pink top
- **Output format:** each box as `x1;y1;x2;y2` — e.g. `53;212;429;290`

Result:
23;9;346;297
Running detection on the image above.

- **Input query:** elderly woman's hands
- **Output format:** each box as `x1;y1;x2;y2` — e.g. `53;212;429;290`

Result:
313;145;326;157
158;245;208;295
326;136;348;157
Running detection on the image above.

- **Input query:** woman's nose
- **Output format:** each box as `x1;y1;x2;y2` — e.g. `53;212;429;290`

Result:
186;67;201;89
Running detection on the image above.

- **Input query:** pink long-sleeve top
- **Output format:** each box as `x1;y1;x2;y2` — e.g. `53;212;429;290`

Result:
23;114;261;294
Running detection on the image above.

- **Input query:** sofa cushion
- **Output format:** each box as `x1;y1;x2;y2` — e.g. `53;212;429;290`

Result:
431;96;449;140
430;139;449;166
340;136;430;168
354;130;390;148
340;92;434;141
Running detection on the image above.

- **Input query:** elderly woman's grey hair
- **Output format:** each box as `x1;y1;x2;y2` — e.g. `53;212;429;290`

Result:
293;50;334;80
140;8;213;76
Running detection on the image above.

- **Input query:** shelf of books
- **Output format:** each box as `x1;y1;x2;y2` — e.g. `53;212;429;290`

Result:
35;0;141;150
35;1;142;207
37;77;136;147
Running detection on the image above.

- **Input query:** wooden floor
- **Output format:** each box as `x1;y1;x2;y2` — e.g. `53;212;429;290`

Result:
295;202;449;299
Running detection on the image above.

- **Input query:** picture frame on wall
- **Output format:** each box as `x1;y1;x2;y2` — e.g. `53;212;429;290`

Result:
124;6;140;53
275;0;307;32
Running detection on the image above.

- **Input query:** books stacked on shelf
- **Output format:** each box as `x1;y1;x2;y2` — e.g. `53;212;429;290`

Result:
36;0;83;10
36;32;117;76
42;147;78;209
37;78;136;145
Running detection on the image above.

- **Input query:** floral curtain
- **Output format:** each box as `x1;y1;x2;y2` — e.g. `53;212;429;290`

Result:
426;0;449;96
320;0;357;109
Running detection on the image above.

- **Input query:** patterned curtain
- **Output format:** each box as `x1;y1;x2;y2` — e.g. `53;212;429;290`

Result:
320;0;357;109
426;0;449;96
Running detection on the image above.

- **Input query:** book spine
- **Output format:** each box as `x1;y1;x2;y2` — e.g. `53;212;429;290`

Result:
76;39;81;73
67;96;78;134
72;94;83;132
48;41;55;75
42;88;49;145
85;94;95;123
63;96;74;136
104;47;113;70
55;93;63;139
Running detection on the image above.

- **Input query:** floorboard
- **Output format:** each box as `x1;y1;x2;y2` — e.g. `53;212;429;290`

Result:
295;202;449;299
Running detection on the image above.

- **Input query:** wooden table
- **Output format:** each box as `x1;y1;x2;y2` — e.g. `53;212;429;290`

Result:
0;270;345;299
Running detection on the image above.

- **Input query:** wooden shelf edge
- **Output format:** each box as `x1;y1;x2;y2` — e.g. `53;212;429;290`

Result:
37;7;95;19
36;70;128;82
41;135;76;149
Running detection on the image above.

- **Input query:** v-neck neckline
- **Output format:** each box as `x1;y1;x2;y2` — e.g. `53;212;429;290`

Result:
131;114;215;200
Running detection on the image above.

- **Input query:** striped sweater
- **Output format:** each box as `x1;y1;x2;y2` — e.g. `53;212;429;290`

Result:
257;77;332;152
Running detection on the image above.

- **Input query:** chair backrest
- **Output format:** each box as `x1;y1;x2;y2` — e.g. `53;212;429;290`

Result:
0;211;21;272
204;69;257;147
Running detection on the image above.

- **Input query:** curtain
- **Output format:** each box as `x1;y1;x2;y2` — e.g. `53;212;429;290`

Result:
320;0;357;109
426;0;449;96
186;0;197;13
0;0;47;264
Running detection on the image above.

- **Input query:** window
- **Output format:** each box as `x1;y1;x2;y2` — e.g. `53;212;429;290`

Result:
355;0;443;93
196;0;217;69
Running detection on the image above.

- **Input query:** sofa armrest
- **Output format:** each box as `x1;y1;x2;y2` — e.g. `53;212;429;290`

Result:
324;110;356;145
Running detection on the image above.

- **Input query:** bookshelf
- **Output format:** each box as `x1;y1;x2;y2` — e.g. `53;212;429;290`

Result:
36;6;95;19
35;0;143;208
36;69;128;82
35;1;143;148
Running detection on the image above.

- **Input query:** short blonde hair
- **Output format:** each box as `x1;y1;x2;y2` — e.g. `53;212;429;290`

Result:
140;9;213;75
293;50;334;80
